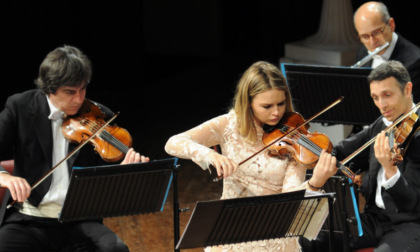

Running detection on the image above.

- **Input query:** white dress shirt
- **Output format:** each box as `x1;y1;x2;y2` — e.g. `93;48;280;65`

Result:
20;96;70;218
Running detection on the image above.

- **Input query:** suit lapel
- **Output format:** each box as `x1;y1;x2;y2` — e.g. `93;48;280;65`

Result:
29;91;53;169
390;37;403;62
368;156;381;178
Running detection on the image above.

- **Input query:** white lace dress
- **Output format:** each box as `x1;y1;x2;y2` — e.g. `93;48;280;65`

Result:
165;110;309;252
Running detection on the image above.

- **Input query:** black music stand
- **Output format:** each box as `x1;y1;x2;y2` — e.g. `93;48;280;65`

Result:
318;175;363;252
280;63;379;126
176;190;336;251
59;158;178;222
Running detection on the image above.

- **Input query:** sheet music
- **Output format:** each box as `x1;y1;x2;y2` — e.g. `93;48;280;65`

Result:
287;192;333;240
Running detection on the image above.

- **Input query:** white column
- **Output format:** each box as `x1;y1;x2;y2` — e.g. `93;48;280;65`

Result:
281;0;360;66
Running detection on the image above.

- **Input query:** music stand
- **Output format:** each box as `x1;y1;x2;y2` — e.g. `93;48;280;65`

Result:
281;63;379;126
176;190;335;251
59;158;177;222
319;175;363;252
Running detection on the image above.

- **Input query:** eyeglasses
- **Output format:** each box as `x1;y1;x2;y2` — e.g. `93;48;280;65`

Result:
358;21;389;41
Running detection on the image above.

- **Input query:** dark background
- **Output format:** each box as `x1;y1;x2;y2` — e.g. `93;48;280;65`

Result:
1;0;418;159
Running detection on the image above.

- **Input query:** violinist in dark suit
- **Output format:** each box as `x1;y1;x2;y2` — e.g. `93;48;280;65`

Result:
354;1;420;103
0;45;148;251
332;61;420;251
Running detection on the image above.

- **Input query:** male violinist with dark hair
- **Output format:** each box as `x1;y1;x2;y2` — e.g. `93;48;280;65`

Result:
309;60;420;251
0;45;149;251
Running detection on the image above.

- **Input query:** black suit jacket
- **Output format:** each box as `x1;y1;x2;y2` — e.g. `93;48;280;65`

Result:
0;89;113;226
356;34;420;103
333;114;420;224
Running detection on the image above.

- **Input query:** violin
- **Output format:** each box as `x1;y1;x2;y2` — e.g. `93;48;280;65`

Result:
388;110;419;165
61;99;132;162
262;112;362;186
263;112;332;168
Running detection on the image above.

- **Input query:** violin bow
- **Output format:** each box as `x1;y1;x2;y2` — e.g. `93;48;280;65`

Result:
7;112;120;209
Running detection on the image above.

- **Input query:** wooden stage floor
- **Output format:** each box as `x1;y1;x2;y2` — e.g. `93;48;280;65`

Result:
104;159;223;252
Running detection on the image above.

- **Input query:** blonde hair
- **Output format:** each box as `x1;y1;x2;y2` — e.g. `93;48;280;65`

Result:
232;61;294;144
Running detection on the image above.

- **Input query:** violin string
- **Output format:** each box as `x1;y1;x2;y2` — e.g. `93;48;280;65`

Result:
99;129;129;152
102;130;130;153
285;126;355;177
284;126;323;155
296;132;355;175
95;125;129;153
86;119;129;153
298;134;322;155
298;132;355;176
393;122;406;144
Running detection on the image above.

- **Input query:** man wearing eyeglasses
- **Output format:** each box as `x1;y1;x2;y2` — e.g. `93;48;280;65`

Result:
354;1;420;103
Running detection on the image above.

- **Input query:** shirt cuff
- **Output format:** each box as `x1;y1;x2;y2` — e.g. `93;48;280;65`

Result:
382;169;401;189
0;171;9;187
